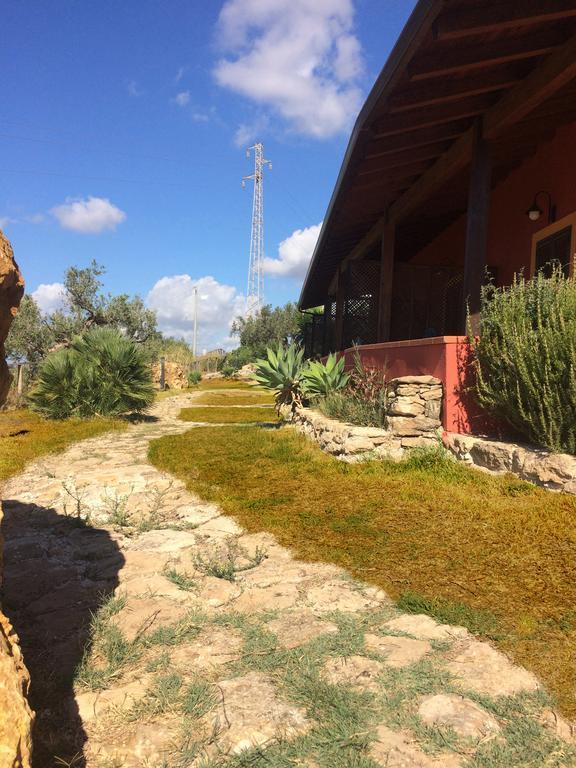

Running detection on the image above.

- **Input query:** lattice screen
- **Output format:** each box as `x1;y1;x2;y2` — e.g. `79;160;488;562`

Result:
342;261;380;348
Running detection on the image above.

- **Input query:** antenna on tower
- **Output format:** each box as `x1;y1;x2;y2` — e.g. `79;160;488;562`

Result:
242;142;271;316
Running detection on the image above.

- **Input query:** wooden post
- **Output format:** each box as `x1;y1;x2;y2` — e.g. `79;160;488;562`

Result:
16;364;24;395
159;356;166;390
463;119;492;334
377;222;396;342
334;263;347;351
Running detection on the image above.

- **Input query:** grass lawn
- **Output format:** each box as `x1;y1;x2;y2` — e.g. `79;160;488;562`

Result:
193;391;273;406
149;423;576;717
0;409;126;484
197;378;257;390
179;406;280;424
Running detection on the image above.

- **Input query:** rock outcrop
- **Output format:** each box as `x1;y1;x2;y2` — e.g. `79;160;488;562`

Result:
0;229;31;768
0;230;24;405
151;360;188;390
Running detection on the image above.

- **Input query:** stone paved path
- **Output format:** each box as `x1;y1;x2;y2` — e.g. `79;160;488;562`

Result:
2;393;575;767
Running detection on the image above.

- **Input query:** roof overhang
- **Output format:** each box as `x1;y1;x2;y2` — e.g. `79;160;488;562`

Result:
299;0;576;309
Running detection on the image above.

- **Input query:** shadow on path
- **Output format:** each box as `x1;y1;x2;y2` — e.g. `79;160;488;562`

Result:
1;500;124;767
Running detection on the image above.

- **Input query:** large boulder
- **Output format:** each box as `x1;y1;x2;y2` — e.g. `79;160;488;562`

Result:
0;229;31;768
0;230;25;405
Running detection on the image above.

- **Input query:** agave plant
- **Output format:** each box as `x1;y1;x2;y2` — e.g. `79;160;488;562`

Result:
253;343;306;413
29;326;155;419
302;352;349;399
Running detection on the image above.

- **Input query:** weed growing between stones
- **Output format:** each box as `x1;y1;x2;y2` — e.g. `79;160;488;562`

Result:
61;479;91;522
101;487;133;527
163;566;197;592
75;595;141;691
193;539;267;582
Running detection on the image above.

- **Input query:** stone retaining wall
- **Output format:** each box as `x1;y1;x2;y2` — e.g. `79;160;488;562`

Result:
288;375;443;461
444;432;576;494
287;373;576;494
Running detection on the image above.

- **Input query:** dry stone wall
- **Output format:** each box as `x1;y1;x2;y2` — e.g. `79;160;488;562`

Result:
444;432;576;494
289;375;443;461
0;229;32;768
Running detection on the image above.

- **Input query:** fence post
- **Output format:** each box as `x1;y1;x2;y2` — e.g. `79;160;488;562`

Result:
159;356;166;390
16;363;24;395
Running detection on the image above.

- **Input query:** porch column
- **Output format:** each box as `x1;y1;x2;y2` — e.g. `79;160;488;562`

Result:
463;119;492;335
334;262;346;350
377;221;395;342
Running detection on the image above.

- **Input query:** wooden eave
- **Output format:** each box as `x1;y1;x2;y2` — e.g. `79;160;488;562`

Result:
299;0;576;310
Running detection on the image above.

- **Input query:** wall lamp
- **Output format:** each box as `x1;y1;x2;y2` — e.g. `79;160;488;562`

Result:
526;190;556;224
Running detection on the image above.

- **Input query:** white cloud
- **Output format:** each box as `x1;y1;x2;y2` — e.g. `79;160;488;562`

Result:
0;216;16;229
51;196;126;234
31;282;67;315
213;0;364;138
175;66;185;84
146;274;246;350
173;90;191;107
263;222;322;279
126;79;144;97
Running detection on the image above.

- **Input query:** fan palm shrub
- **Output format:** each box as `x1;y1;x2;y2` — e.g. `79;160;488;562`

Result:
29;327;155;419
253;344;306;413
471;266;576;453
302;352;349;398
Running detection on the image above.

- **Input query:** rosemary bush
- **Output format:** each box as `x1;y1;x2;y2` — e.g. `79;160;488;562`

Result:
471;267;576;453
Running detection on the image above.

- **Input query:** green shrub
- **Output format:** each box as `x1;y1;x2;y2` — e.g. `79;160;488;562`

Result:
187;369;202;386
302;352;349;398
471;267;576;453
316;349;387;427
29;327;155;419
318;391;387;427
222;365;235;379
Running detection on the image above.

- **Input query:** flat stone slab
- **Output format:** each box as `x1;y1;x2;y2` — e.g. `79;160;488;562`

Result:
267;610;339;649
305;580;385;612
418;693;501;740
170;626;243;673
323;655;384;690
204;672;310;754
365;633;431;667
115;597;190;642
233;582;301;612
370;725;462;767
447;640;539;696
384;614;468;641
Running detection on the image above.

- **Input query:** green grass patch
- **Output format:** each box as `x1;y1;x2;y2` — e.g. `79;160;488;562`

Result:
179;406;280;424
198;378;257;390
0;408;126;485
193;391;273;406
149;424;576;718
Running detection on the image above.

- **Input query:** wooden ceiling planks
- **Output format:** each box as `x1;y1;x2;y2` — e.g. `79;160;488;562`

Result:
299;0;576;309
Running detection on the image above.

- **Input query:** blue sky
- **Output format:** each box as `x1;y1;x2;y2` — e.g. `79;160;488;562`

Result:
2;0;416;350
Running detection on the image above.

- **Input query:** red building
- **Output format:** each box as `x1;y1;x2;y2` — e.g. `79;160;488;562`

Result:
298;0;576;435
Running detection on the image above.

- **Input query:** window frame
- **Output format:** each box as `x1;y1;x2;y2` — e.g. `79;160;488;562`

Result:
530;212;576;278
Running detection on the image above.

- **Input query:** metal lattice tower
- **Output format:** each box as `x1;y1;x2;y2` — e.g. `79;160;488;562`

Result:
242;142;271;316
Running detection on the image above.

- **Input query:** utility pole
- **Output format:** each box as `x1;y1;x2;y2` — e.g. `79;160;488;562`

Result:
242;142;271;316
192;286;198;363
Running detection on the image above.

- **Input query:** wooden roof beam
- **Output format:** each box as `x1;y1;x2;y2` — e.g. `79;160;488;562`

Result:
372;94;496;138
409;29;563;81
364;120;471;158
434;1;576;41
356;141;452;175
360;32;576;248
388;67;523;113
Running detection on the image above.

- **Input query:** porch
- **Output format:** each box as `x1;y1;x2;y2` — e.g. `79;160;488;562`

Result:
299;0;576;436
